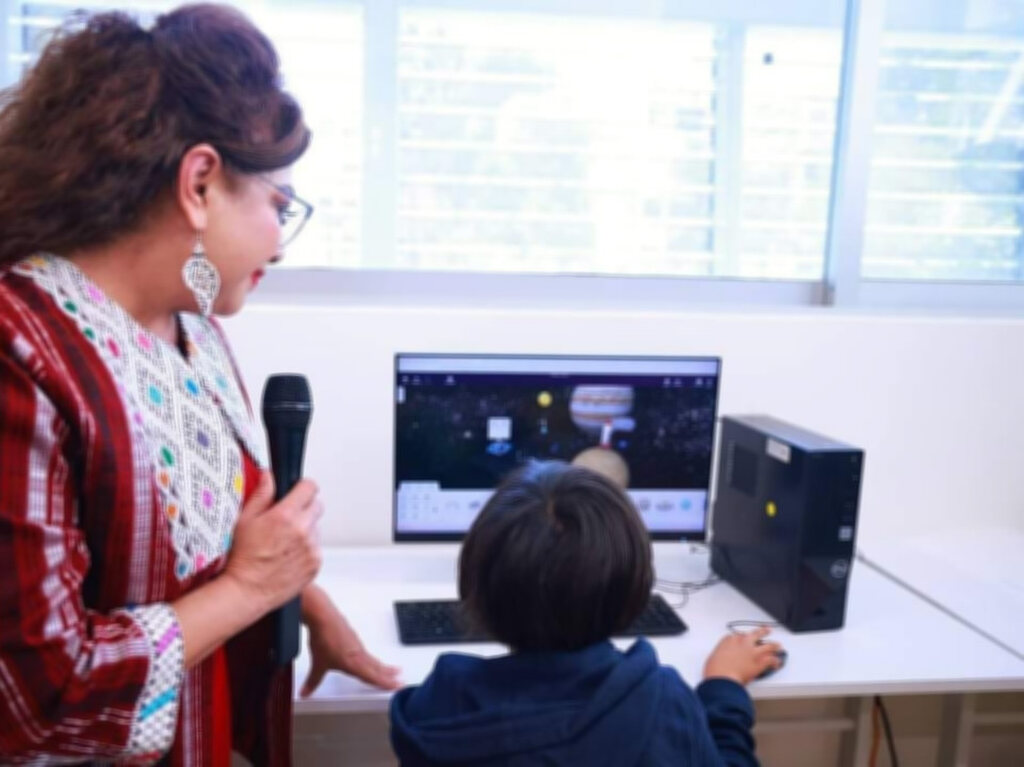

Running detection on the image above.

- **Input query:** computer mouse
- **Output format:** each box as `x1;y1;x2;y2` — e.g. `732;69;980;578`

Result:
756;649;788;680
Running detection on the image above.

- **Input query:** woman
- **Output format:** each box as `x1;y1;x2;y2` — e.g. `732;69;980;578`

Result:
0;4;398;764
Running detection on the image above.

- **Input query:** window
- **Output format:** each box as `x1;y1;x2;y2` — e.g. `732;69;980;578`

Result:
2;1;847;284
864;0;1024;282
392;8;845;280
740;27;843;279
248;4;363;270
3;0;1023;309
395;10;721;277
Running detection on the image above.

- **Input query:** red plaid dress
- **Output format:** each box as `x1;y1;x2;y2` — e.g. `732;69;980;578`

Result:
0;257;292;766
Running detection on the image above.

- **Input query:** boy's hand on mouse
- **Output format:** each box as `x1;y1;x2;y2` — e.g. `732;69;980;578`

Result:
702;626;784;685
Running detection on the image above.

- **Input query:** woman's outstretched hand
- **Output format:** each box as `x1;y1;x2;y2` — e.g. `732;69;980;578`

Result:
300;583;402;696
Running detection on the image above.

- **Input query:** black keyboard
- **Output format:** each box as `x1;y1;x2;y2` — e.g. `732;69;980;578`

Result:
394;593;687;645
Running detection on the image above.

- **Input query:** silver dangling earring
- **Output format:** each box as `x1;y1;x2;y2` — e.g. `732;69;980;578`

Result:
181;231;221;317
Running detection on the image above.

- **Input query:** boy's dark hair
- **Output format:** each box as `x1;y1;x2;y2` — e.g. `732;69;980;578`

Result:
458;460;653;652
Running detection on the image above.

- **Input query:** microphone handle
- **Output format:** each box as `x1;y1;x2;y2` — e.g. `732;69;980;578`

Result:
269;430;307;666
272;597;302;666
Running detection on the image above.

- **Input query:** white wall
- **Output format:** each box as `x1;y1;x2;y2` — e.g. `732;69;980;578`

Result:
223;304;1024;548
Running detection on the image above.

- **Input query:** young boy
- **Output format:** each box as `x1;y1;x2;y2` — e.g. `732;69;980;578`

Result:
390;460;784;766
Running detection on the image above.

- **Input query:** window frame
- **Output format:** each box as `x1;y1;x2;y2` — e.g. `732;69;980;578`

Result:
827;0;1024;312
252;267;826;310
4;0;1023;315
348;0;1024;314
346;0;848;309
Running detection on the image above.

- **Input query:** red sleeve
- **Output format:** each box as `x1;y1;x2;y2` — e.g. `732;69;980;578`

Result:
0;349;182;763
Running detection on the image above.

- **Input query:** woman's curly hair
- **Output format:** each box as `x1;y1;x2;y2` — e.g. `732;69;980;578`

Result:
0;3;310;266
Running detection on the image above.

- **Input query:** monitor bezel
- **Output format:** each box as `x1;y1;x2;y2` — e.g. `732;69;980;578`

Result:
392;352;722;543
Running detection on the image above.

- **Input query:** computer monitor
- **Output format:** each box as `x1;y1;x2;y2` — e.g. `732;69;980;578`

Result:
393;353;721;542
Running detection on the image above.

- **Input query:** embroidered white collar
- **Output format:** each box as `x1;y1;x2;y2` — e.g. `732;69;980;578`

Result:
15;254;268;580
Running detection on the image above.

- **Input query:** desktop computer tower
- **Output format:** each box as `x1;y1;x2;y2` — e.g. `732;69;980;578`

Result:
710;415;863;632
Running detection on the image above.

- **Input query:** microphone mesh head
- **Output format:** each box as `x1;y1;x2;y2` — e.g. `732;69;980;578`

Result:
261;374;312;420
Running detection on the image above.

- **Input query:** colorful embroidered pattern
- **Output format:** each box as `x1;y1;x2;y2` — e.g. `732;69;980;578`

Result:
120;603;185;760
15;254;267;580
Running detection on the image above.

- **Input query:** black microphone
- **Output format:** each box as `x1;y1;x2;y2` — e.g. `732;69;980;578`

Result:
261;374;313;666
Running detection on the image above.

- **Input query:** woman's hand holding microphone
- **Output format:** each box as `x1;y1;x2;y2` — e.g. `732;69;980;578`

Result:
224;471;323;616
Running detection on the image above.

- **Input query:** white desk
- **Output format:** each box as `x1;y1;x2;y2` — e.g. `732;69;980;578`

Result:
859;527;1024;661
294;543;1024;717
857;528;1024;766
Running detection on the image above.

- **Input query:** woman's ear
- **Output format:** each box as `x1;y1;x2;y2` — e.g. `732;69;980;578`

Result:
176;143;223;231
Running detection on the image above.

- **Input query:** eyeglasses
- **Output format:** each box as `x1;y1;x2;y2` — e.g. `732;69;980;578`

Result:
260;177;314;247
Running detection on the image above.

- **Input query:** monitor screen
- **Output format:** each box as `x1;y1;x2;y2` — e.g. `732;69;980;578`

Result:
393;354;721;541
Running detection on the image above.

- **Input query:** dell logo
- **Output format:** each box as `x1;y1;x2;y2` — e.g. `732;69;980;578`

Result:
830;559;850;580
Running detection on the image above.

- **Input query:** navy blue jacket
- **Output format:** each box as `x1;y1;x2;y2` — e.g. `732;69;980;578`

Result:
390;638;758;766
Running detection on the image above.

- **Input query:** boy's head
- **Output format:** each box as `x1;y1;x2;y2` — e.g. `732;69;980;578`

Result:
458;460;653;652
